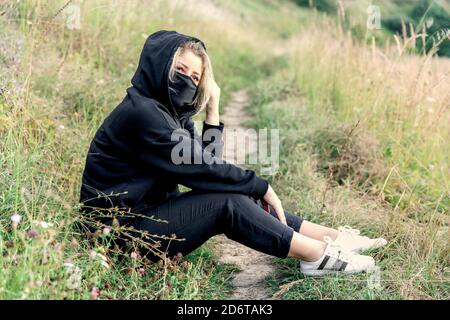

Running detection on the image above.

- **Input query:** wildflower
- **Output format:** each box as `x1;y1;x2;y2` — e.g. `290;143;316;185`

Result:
97;246;107;254
91;287;100;300
26;229;38;239
10;254;19;265
130;251;138;260
11;213;22;227
64;258;73;264
89;251;109;269
100;260;110;269
102;227;111;236
37;221;54;229
138;268;145;277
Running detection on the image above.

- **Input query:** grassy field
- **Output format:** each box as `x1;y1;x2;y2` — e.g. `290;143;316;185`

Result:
248;18;449;299
0;0;448;299
0;0;296;299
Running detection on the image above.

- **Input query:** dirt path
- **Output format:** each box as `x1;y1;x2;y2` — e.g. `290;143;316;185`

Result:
211;89;276;300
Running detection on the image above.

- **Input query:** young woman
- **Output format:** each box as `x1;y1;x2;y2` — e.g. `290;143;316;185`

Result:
79;30;387;276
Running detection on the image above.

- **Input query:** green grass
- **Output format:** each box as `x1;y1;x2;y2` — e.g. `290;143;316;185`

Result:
1;0;448;300
247;49;449;299
0;0;308;299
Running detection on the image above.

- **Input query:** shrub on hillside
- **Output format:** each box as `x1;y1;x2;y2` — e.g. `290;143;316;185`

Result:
293;0;336;14
382;0;450;57
309;123;387;191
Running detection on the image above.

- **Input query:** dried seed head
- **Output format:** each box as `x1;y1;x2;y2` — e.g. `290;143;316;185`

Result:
26;229;38;239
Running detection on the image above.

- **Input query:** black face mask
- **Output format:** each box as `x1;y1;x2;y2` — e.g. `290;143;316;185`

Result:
168;71;198;112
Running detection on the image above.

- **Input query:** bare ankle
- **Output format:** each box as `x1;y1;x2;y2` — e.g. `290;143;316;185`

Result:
301;241;327;262
288;232;328;262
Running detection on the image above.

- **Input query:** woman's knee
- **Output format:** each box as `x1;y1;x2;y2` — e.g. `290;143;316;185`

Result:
217;192;256;211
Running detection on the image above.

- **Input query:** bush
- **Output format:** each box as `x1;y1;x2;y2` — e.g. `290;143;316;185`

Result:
382;0;450;57
292;0;336;14
309;123;386;191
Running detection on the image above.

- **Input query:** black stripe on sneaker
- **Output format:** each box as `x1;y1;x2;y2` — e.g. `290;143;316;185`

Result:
317;255;330;270
339;262;348;271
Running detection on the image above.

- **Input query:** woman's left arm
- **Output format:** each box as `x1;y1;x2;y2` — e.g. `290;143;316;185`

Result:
205;78;221;126
184;119;224;159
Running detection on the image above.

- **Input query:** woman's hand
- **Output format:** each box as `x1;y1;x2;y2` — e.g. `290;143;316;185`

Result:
205;79;220;125
262;184;287;226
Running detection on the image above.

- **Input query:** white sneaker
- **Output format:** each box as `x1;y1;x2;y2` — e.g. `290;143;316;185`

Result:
335;226;387;253
300;236;375;277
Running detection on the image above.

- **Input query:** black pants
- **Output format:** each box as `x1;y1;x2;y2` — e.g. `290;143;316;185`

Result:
131;190;303;261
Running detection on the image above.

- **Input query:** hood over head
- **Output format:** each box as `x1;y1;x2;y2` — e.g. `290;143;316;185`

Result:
130;30;207;118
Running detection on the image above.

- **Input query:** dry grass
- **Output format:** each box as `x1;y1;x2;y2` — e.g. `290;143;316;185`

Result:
287;20;449;212
1;0;448;300
0;0;298;299
249;15;449;298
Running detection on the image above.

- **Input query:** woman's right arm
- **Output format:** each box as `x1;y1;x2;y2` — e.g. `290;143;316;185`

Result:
261;184;287;226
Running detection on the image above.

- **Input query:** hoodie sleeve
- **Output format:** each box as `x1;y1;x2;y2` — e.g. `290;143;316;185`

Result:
184;118;224;159
135;108;269;199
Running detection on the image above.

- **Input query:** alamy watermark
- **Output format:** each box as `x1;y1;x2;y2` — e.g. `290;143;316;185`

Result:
367;266;382;290
62;0;82;30
170;122;279;175
367;5;381;30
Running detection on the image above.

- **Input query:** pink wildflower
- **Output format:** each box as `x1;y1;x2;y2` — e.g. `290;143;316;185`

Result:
91;287;100;300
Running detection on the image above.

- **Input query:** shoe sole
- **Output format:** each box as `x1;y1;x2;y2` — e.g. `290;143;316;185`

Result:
301;268;371;277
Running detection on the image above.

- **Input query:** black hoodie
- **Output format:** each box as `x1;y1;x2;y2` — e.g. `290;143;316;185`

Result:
79;30;269;225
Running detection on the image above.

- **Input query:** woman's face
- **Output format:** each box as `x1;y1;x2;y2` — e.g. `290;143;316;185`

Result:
175;50;203;86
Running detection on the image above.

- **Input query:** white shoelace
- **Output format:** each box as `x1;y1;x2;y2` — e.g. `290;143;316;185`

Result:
338;225;361;236
323;235;354;263
338;225;387;250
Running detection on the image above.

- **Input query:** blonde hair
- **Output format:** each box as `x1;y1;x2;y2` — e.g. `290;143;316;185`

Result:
168;40;214;112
